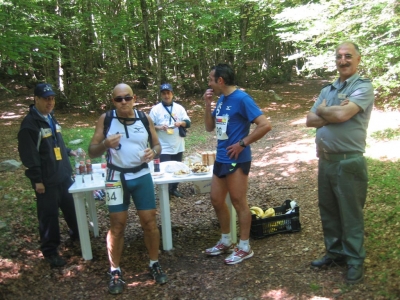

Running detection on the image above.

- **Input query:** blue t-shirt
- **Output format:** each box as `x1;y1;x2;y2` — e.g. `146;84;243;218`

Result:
212;89;263;163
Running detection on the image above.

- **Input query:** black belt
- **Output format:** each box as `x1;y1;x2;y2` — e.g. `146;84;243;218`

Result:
106;162;149;205
319;152;363;161
106;162;148;173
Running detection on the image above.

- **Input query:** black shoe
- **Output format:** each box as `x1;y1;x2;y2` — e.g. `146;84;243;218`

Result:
108;270;125;295
170;190;183;198
311;254;346;268
149;262;168;284
45;254;67;268
347;264;363;284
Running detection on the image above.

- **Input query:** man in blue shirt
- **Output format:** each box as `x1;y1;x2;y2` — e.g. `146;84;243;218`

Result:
306;42;374;284
203;64;272;264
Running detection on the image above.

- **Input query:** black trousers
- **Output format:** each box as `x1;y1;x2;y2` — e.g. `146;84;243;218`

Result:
35;178;79;257
160;152;183;192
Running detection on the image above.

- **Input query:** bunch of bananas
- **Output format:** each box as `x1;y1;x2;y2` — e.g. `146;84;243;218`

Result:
250;206;276;219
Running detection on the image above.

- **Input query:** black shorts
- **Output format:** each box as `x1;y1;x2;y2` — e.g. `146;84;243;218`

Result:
213;161;251;178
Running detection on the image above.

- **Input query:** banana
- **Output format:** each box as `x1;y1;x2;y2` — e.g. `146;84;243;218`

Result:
263;208;275;218
250;206;264;218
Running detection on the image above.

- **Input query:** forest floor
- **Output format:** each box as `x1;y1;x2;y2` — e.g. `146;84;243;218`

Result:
0;77;399;299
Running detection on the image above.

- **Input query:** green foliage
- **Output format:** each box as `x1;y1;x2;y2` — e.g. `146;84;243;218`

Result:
309;282;320;292
370;127;400;141
62;127;100;167
0;0;398;107
273;0;400;106
184;128;209;154
365;158;400;296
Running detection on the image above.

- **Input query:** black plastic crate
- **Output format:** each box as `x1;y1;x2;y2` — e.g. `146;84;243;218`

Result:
250;199;301;239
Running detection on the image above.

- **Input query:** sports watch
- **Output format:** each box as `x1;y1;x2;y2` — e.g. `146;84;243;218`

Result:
239;139;246;147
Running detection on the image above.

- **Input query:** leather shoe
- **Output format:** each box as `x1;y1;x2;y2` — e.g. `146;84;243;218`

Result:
45;254;67;268
170;190;183;198
311;254;346;268
347;264;363;284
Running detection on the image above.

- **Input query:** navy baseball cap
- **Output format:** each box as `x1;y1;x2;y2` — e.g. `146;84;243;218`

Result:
160;83;173;92
34;83;56;98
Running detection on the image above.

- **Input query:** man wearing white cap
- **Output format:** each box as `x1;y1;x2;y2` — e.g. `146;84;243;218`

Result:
149;83;191;198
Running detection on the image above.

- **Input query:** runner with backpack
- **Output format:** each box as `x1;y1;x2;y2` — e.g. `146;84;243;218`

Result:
88;83;167;295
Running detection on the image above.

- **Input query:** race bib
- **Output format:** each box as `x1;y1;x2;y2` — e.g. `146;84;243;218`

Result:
215;114;229;140
105;180;123;206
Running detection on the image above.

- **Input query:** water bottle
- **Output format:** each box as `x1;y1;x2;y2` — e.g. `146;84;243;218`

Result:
101;155;107;169
75;162;80;175
86;159;93;174
79;161;86;175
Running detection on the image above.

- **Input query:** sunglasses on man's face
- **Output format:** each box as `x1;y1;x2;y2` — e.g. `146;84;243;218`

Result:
114;96;134;102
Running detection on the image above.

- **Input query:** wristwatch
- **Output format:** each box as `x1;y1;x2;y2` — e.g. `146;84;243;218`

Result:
239;139;246;147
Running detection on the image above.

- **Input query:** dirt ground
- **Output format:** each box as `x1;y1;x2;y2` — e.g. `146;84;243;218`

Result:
0;78;399;300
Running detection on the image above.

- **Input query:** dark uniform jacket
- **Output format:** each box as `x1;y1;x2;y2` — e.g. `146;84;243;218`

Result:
18;104;73;189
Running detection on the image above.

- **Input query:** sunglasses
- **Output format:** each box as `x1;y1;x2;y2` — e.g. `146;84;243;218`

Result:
114;96;134;102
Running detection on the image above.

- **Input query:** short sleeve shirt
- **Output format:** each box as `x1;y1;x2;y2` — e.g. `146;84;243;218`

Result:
149;102;190;154
310;73;374;153
212;89;263;163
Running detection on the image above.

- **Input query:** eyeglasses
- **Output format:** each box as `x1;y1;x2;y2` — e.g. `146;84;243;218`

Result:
114;96;134;102
335;54;353;60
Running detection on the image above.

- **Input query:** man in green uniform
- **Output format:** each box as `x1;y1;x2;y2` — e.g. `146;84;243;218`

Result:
306;41;374;284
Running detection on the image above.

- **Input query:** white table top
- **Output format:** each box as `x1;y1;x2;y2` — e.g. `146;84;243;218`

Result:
68;162;213;193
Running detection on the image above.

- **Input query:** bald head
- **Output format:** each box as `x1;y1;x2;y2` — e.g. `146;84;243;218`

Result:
112;83;133;98
336;42;360;56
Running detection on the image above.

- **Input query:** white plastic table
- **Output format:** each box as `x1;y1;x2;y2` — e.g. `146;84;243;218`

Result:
68;163;237;260
154;164;237;251
68;172;103;260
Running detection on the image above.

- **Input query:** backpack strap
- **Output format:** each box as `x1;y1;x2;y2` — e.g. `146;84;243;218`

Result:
103;110;113;139
103;109;152;147
137;110;152;148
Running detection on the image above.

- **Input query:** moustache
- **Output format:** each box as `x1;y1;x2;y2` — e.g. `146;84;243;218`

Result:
339;63;350;68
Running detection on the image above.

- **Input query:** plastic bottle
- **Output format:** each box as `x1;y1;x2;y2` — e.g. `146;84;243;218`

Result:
101;155;107;169
79;161;86;175
153;158;160;173
75;162;80;175
86;159;92;174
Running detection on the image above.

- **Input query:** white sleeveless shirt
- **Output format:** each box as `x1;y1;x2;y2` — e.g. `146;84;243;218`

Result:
106;110;150;181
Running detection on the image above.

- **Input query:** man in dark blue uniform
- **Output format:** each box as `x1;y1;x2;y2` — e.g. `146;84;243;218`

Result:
18;83;79;267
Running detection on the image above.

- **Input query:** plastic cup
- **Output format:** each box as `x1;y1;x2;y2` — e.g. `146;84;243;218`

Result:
138;150;145;162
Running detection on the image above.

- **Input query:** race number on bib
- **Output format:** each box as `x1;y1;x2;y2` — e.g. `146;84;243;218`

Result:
215;115;229;140
105;181;123;206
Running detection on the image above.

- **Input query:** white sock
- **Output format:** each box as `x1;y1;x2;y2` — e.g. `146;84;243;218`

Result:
221;233;231;246
238;239;250;252
149;260;158;267
111;266;121;273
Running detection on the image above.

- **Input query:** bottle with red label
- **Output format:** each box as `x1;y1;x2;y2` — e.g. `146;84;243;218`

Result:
153;158;160;173
79;161;86;175
101;155;107;169
86;159;92;174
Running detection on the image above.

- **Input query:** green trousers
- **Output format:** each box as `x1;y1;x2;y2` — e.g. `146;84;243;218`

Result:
318;156;368;265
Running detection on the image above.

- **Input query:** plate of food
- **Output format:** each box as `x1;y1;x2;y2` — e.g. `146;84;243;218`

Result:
173;170;191;177
152;172;164;178
191;163;210;175
192;171;210;176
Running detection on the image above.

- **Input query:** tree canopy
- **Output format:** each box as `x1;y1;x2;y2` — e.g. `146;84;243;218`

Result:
0;0;398;109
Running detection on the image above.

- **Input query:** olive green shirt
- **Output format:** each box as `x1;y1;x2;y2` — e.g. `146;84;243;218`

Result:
311;73;374;153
